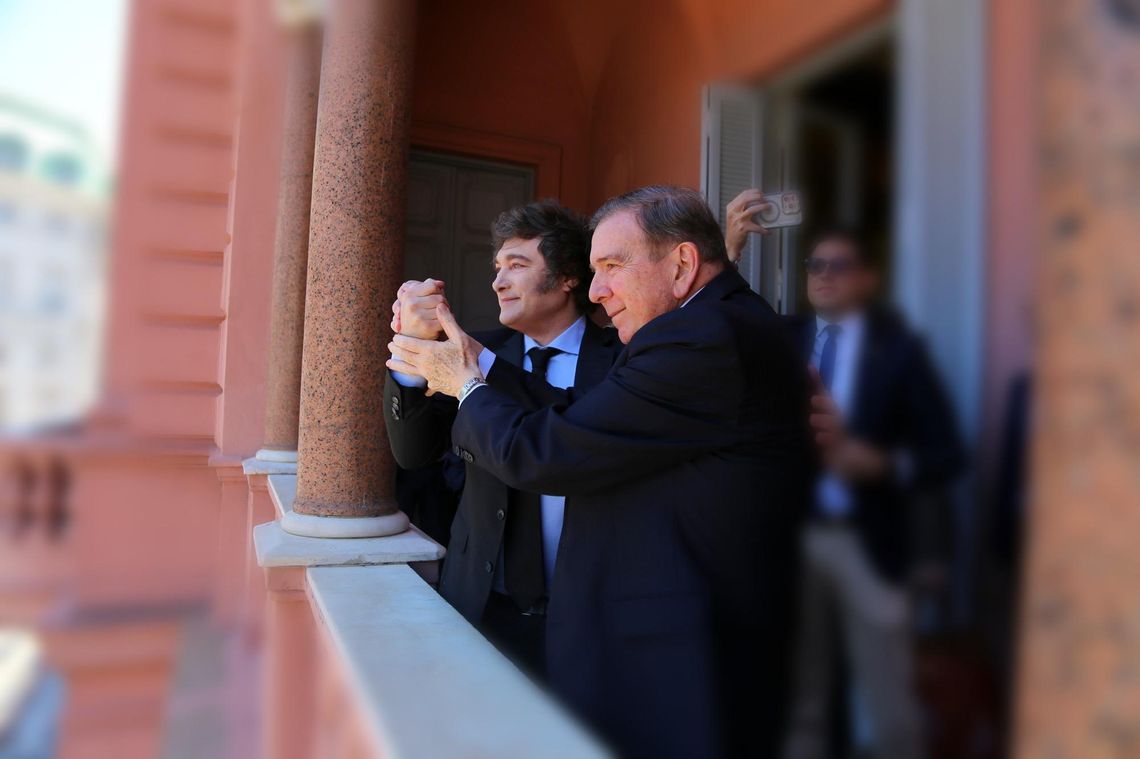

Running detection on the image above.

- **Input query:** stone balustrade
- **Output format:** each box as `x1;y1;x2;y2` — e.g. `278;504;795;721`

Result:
0;438;71;543
250;471;610;759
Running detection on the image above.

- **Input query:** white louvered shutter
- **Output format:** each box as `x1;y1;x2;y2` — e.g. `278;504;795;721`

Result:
701;85;764;292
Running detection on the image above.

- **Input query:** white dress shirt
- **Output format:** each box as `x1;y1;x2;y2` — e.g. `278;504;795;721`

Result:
811;313;865;517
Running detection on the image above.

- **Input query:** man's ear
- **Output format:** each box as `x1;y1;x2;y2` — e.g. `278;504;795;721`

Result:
562;277;578;294
671;242;701;299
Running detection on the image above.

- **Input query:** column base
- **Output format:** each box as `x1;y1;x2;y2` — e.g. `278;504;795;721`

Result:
256;448;298;463
243;451;298;476
280;509;409;539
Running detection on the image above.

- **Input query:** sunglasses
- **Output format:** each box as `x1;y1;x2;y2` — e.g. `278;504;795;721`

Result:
803;257;857;276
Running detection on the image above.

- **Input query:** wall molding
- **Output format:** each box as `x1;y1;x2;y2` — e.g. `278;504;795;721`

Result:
410;122;563;200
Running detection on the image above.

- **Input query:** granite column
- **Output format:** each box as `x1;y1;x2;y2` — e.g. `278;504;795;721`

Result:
1014;1;1140;756
258;17;323;463
284;0;417;537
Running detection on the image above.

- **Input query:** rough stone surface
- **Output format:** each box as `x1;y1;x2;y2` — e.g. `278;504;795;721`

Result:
1014;3;1140;757
263;23;323;453
294;0;417;517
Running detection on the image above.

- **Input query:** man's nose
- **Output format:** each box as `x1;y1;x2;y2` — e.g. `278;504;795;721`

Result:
492;270;508;291
589;276;608;303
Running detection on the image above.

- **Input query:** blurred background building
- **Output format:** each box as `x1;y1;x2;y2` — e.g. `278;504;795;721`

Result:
0;0;1133;757
0;95;109;432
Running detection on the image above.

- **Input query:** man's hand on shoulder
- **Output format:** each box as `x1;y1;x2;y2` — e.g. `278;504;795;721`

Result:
387;302;485;397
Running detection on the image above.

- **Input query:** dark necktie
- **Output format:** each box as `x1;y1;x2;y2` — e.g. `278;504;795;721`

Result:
504;346;563;611
817;324;841;392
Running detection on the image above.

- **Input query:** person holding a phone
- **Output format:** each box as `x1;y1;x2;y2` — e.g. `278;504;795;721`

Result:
726;188;966;759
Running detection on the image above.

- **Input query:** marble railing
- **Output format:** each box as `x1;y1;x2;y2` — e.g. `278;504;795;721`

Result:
251;472;610;759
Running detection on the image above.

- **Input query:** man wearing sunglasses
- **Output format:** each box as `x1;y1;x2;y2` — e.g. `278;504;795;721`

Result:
726;199;965;759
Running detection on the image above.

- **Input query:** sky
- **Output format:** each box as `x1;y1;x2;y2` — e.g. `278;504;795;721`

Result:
0;0;129;163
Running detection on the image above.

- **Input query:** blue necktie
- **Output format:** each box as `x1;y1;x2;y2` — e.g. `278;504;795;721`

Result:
817;324;840;391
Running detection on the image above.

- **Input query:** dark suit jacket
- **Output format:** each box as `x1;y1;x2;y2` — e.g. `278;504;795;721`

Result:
788;307;966;581
384;319;621;623
451;268;814;759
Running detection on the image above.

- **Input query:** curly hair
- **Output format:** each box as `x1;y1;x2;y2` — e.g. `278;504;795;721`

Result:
491;199;594;314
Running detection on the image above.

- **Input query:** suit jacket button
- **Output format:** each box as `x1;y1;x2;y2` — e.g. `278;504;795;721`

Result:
496;509;505;521
484;561;494;573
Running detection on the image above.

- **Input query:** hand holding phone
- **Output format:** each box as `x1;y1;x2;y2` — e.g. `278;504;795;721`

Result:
752;191;802;229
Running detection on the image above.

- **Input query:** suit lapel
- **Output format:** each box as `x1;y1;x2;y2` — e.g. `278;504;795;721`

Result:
850;318;885;434
574;320;617;389
490;322;616;386
486;332;523;503
801;318;817;364
492;330;525;369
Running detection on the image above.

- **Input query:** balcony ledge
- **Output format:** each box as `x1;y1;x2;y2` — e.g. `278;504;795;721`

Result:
307;564;609;758
241;456;298;476
253;474;444;568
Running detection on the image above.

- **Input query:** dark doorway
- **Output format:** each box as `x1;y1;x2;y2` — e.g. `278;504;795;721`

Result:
760;35;895;314
405;150;535;331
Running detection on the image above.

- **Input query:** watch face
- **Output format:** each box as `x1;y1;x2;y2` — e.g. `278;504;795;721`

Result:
459;376;485;401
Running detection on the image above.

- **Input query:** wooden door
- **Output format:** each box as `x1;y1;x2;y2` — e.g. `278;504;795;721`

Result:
405;150;534;331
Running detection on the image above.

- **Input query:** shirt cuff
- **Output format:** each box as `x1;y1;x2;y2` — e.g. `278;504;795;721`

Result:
478;348;497;378
390;370;427;388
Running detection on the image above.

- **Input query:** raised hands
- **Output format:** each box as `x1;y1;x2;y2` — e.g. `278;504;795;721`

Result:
391;278;448;339
724;189;774;263
387;301;485;398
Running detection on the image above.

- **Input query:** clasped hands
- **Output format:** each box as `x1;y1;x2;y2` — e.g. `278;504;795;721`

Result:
386;279;484;397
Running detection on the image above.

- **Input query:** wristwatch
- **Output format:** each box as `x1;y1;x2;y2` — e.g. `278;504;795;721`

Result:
457;376;487;405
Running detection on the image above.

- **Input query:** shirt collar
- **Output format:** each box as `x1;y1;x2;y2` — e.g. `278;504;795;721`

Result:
681;286;707;308
815;311;865;340
523;315;586;356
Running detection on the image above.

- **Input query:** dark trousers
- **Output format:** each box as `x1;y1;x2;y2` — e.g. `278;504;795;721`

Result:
480;591;547;680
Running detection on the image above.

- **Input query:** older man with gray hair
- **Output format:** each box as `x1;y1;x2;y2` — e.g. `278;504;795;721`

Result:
388;186;814;759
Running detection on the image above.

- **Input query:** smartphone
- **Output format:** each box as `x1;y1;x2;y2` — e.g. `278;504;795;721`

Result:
752;191;802;229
